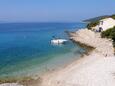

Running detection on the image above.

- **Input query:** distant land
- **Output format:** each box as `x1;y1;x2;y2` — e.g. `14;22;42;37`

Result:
83;14;115;22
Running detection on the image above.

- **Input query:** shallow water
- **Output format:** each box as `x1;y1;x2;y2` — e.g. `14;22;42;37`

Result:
0;23;86;78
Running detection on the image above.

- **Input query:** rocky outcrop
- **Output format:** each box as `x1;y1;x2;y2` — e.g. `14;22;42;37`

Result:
70;29;114;57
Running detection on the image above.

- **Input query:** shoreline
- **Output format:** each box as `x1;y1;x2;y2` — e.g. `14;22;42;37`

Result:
0;43;90;86
0;37;90;85
40;46;94;86
0;28;115;86
0;29;94;86
40;29;115;86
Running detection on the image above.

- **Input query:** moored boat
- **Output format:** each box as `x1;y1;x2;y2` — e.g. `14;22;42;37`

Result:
51;36;68;44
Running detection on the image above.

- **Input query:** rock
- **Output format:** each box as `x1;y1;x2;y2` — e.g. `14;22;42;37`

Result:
71;28;114;57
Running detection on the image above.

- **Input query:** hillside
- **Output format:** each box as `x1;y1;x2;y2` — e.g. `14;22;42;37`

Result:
83;15;109;22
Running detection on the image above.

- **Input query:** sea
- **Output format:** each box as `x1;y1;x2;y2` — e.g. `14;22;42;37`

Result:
0;22;87;78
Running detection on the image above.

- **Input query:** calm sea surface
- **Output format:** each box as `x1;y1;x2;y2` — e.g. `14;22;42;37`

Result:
0;23;86;78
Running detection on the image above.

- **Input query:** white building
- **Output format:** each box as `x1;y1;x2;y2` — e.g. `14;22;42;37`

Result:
92;18;115;32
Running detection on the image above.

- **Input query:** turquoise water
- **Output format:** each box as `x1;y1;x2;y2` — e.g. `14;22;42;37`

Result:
0;23;86;78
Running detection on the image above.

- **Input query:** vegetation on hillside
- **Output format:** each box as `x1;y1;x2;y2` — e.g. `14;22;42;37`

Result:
84;14;115;23
87;21;99;30
84;15;109;22
110;15;115;19
85;14;115;47
86;15;109;29
101;28;112;38
86;14;115;30
101;26;115;47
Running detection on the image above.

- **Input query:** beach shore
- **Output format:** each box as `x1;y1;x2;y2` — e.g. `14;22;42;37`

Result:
0;28;115;86
40;29;115;86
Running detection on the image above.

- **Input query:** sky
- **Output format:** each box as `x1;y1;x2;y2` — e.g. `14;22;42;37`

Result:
0;0;115;22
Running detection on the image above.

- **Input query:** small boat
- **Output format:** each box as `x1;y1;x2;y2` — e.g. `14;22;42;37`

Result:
51;36;68;44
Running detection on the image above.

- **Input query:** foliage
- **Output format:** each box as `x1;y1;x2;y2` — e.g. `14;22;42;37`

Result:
101;26;115;47
85;14;115;30
110;15;115;19
87;21;99;30
110;27;115;41
85;14;115;47
101;28;112;38
101;26;115;40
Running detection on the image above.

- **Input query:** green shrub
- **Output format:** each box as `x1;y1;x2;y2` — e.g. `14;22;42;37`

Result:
87;21;99;30
101;26;115;39
110;15;115;19
110;27;115;40
86;14;115;30
101;28;112;38
101;26;115;48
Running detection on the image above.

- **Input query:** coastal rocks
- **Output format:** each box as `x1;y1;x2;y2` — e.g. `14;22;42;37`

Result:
0;83;23;86
70;29;114;57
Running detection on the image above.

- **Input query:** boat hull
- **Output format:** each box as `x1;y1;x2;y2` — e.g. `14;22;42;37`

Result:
51;39;68;44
